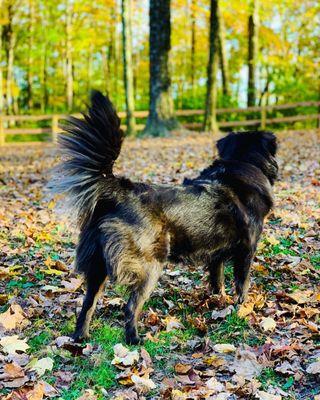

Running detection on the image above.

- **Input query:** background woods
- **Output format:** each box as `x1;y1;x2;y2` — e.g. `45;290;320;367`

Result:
0;0;319;134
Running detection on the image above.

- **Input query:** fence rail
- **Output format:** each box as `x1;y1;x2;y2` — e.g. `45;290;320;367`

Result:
0;101;319;145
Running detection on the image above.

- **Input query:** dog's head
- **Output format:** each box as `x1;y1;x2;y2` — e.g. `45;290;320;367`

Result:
217;131;278;184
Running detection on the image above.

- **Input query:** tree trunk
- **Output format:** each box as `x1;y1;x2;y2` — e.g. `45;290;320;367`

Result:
190;0;196;96
27;0;35;110
66;0;73;111
203;0;220;133
247;0;259;107
121;0;136;135
0;0;3;115
218;11;230;98
143;0;177;136
3;3;16;115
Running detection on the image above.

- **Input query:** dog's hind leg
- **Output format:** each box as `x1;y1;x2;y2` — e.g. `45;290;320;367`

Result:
208;256;225;296
124;263;162;345
73;264;107;341
233;246;253;304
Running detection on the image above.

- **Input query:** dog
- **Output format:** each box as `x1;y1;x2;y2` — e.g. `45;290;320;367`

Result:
53;91;278;345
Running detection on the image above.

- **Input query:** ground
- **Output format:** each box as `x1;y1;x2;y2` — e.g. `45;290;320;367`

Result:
0;130;319;400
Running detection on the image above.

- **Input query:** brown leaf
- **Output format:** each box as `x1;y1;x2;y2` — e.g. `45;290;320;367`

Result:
0;305;29;332
174;363;192;374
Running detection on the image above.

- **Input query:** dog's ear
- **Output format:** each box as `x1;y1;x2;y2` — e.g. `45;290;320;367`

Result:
261;131;277;156
216;133;237;159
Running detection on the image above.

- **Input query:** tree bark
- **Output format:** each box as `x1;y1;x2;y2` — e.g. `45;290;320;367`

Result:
27;0;35;110
66;0;73;111
0;0;3;114
218;11;230;98
3;2;16;115
121;0;136;135
203;0;220;133
247;0;259;107
190;0;196;95
143;0;177;136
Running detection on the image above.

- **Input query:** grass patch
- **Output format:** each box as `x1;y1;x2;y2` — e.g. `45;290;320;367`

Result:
28;331;53;352
258;368;294;392
209;311;264;346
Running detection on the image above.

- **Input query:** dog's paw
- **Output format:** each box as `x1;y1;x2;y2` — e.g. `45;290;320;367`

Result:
72;331;89;343
125;334;142;345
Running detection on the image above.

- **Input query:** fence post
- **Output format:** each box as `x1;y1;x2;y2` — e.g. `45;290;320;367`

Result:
261;105;267;129
52;115;59;143
0;116;4;146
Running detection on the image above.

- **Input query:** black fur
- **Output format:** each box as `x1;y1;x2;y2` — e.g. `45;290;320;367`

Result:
53;91;278;344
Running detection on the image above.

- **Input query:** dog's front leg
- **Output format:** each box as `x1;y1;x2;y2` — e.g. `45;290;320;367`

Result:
124;265;162;345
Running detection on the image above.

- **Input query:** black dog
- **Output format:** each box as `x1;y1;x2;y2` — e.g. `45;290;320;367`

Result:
53;91;278;344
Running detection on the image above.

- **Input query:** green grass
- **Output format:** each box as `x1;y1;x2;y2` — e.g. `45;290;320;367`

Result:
258;368;294;392
28;331;53;352
310;252;320;270
209;311;264;346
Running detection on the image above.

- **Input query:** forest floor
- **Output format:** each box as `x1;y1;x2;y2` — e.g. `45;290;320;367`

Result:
0;130;319;400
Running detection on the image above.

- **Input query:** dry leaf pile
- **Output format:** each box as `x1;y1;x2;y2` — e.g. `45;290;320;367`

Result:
0;130;319;399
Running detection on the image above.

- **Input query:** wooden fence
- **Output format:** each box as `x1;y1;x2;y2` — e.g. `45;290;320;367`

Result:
0;100;319;145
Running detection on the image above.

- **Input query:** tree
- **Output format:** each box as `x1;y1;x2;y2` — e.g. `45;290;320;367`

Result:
190;0;196;95
247;0;259;107
0;0;3;114
121;0;136;135
65;0;73;111
2;0;17;114
143;0;177;136
203;0;219;132
26;0;35;110
218;10;230;99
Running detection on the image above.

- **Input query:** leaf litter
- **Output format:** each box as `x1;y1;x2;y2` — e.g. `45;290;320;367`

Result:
0;130;319;399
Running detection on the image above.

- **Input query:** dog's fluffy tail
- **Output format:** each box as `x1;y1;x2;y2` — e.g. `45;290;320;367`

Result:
53;90;124;227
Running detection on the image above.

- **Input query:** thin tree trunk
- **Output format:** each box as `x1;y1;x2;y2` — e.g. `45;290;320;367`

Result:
0;0;3;115
247;0;259;107
143;0;178;136
218;11;230;98
190;0;196;96
41;43;49;112
203;0;220;133
4;3;16;115
121;0;136;135
66;0;73;111
27;0;35;110
6;33;15;115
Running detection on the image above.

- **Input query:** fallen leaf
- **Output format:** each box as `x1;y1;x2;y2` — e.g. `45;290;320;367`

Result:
131;374;156;393
0;304;29;331
0;335;29;354
213;344;236;353
205;376;225;392
232;350;263;380
112;343;139;367
255;391;282;400
28;357;54;376
61;278;83;292
238;302;254;318
76;389;97;400
163;316;184;332
174;363;192;374
266;236;279;245
306;361;320;374
26;382;46;400
260;317;276;332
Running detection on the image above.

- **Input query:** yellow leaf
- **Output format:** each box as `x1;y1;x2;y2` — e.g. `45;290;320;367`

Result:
266;235;279;245
260;317;276;332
